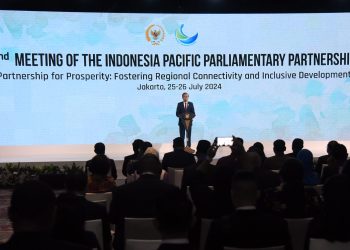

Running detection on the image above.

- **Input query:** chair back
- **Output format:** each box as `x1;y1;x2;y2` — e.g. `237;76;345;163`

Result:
85;219;103;250
309;238;350;250
286;218;312;250
124;217;162;240
200;218;213;250
168;167;184;188
125;239;162;250
224;246;285;250
85;192;112;213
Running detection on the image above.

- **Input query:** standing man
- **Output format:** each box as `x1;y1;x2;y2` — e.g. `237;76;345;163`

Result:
176;92;195;147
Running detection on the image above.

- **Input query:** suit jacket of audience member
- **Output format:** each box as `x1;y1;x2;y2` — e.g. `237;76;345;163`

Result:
61;194;111;250
0;232;91;250
212;154;239;216
122;153;138;177
181;161;215;191
162;149;196;170
315;154;329;176
263;155;290;171
109;174;179;249
254;168;281;191
321;165;340;184
205;209;290;250
85;157;117;179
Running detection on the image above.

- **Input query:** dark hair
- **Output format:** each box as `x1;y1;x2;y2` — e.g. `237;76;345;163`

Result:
231;171;258;206
156;190;192;234
292;138;304;153
182;92;189;97
253;142;264;152
196;140;211;155
280;158;303;183
9;181;56;227
132;139;144;154
331;144;348;163
138;154;162;176
327;140;338;155
141;141;153;153
273;139;286;153
248;142;266;163
94;142;105;155
173;137;184;149
89;154;111;176
65;174;87;192
236;137;244;145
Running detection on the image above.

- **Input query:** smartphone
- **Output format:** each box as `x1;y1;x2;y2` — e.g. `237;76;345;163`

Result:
216;137;234;147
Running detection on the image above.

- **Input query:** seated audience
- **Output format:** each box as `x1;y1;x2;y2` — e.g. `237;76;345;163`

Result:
182;139;215;189
206;171;290;250
156;190;193;250
297;149;320;186
162;137;196;170
315;140;338;176
87;154;115;193
122;139;144;177
321;143;348;184
62;174;111;250
125;141;153;176
276;158;320;218
53;193;100;249
263;139;290;171
308;174;350;243
0;181;90;250
86;142;117;179
109;154;179;250
286;138;304;158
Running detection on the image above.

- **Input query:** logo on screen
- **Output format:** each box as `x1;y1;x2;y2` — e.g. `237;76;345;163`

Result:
175;24;198;46
146;24;165;46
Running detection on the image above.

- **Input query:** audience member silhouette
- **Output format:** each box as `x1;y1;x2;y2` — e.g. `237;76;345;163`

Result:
263;139;290;171
109;154;179;250
206;171;290;250
156;190;193;250
53;193;100;249
321;143;348;184
86;154;115;192
85;142;117;179
286;138;304;158
277;158;320;218
297;149;320;186
62;174;111;250
315;140;338;176
0;181;90;250
162;137;196;170
308;174;350;243
122;139;144;177
248;142;266;164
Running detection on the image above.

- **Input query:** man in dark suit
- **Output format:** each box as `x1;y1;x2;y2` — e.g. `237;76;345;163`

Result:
263;139;290;171
162;137;196;171
286;138;304;158
0;181;90;250
206;171;290;250
85;142;117;179
176;92;195;147
121;139;144;177
321;143;348;183
109;154;179;250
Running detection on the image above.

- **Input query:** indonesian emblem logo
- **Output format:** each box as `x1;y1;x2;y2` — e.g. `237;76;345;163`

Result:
146;24;165;46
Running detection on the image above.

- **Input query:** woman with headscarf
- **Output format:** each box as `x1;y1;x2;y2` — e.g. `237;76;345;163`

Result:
297;149;320;186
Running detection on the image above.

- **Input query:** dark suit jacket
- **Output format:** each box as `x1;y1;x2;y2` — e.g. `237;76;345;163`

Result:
109;174;179;250
85;156;117;179
0;232;91;250
205;209;290;250
162;149;196;170
122;153;138;176
176;102;195;125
